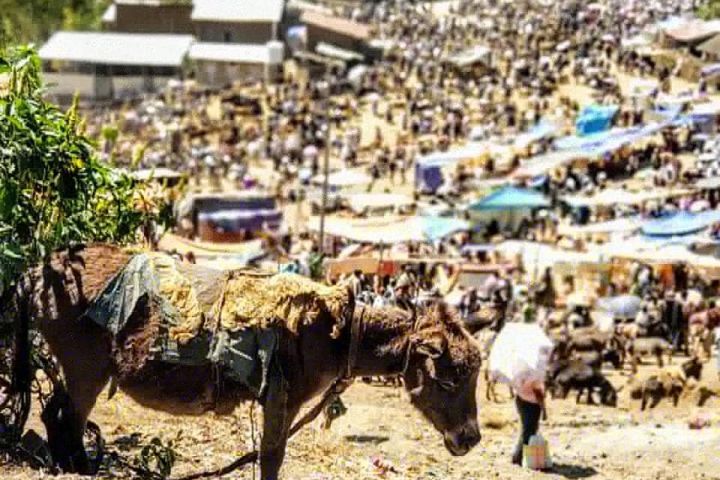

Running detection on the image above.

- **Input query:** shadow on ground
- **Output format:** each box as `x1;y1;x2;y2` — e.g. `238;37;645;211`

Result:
549;463;599;479
344;434;390;445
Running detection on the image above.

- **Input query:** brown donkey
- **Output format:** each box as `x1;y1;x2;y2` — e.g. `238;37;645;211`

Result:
5;245;483;480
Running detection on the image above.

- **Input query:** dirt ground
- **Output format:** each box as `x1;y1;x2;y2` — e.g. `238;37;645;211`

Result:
2;355;720;480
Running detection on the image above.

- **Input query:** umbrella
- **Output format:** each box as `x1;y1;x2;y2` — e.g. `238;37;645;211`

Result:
596;294;642;320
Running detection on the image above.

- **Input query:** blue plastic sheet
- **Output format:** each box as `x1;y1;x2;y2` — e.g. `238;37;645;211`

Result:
469;186;550;211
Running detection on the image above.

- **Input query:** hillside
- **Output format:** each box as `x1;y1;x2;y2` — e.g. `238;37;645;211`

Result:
0;0;109;48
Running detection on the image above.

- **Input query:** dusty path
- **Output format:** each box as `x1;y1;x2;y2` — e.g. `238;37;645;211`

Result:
3;358;720;479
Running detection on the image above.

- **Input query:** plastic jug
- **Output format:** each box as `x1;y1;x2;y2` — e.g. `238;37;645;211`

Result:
522;433;552;470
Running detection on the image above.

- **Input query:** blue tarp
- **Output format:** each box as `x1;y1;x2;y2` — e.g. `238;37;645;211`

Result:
469;186;550;211
422;216;471;241
642;210;720;237
575;105;619;136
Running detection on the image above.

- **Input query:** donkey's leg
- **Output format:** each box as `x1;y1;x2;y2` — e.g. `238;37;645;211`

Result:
44;321;111;474
260;379;300;480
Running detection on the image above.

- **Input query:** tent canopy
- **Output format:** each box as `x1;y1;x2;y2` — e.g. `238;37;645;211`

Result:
575;104;619;136
345;193;414;214
563;187;692;208
469;186;550;211
558;216;643;237
513;120;559;149
309;215;469;244
415;143;487;193
313;169;372;187
641;210;720;237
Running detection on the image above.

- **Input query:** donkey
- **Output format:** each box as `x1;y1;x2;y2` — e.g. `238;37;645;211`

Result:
4;244;483;480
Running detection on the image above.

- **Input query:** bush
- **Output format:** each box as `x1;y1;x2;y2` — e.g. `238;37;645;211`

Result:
0;46;155;288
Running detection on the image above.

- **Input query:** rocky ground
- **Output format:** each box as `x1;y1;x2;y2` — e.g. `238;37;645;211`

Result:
2;356;720;480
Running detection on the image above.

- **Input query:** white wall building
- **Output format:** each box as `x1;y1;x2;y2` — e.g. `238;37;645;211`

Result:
39;31;193;101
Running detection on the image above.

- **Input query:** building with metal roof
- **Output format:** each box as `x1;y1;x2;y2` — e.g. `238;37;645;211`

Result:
40;31;193;67
192;0;284;24
102;0;194;34
39;31;193;101
188;41;284;86
192;0;284;44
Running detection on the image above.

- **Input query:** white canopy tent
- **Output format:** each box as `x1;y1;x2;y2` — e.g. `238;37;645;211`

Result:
563;187;693;208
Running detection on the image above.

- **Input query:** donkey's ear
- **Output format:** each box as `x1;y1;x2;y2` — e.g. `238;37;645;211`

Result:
416;334;446;359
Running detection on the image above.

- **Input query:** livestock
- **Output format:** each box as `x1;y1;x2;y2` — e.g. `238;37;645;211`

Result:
5;245;484;480
548;360;617;407
625;357;703;410
627;337;673;372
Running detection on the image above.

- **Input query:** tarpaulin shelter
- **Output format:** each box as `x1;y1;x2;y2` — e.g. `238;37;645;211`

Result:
415;143;487;193
175;190;283;241
345;193;414;214
558;216;643;238
313;169;372;187
198;209;283;240
563;187;693;208
641;210;720;237
513;120;559;149
308;215;470;244
556;122;669;154
665;20;720;46
469;186;550;211
468;187;550;235
575;105;619;136
512;149;585;178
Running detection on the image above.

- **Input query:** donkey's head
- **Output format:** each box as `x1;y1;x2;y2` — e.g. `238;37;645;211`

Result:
403;303;483;456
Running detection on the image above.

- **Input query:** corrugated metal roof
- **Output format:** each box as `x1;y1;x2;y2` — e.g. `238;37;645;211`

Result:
39;31;194;67
192;0;284;23
188;42;282;64
300;11;371;40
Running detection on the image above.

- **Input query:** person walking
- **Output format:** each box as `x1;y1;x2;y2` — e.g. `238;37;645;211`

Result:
489;324;552;467
511;371;546;465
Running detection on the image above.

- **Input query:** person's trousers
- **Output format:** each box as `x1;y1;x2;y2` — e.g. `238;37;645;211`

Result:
512;396;542;465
